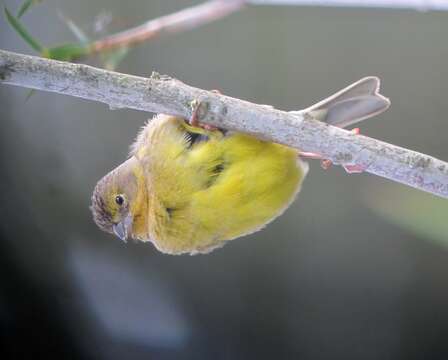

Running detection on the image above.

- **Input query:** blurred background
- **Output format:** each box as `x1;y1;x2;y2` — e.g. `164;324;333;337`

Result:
1;1;448;359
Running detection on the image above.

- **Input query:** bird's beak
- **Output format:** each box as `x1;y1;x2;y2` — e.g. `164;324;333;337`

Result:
113;214;133;243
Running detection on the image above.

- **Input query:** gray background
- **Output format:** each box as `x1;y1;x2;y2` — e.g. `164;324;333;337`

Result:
1;1;448;359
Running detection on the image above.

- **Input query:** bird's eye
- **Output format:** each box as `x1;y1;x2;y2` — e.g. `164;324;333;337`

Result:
115;195;125;206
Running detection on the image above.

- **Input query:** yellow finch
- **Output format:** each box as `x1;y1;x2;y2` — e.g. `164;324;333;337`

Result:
91;77;389;254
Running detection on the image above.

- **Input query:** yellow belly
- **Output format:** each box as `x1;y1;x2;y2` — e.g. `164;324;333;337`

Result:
144;117;308;254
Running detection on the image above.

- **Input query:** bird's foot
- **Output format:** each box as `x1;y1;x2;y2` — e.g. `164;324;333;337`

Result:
300;128;365;174
189;90;222;131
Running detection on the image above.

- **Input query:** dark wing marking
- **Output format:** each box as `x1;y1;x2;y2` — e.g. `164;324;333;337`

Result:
205;159;226;188
185;131;210;149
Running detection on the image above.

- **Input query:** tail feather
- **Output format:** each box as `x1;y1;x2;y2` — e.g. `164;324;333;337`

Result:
301;77;390;128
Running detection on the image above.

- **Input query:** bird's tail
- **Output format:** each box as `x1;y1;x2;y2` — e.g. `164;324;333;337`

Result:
299;77;390;128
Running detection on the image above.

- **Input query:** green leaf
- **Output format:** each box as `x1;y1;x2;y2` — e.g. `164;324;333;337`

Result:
17;0;33;18
102;46;129;70
366;185;448;247
17;0;42;18
58;12;89;45
4;6;44;52
43;43;90;61
24;89;36;102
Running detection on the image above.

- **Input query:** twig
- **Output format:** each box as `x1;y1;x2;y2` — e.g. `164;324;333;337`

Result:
1;49;448;198
91;0;247;53
249;0;448;11
89;0;447;55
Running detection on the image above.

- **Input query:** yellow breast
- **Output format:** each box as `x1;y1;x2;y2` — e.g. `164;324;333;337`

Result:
133;115;308;254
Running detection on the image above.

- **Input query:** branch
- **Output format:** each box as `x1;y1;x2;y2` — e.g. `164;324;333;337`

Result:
6;0;441;67
1;49;448;198
91;0;246;53
90;0;447;55
249;0;448;11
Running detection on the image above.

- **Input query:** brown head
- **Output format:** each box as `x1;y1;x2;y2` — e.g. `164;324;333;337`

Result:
91;156;146;242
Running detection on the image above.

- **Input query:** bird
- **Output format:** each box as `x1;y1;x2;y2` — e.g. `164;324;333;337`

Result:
91;77;389;255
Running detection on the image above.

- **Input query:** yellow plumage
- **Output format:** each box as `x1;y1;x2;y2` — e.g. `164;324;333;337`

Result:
91;77;389;255
128;115;307;254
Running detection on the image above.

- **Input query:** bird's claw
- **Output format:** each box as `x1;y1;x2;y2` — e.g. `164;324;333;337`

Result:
189;90;222;131
302;128;365;174
342;164;366;174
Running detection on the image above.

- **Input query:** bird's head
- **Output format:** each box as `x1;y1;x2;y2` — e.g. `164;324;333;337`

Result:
91;156;147;242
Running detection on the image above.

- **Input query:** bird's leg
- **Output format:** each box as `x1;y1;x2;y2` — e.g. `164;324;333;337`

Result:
189;99;202;128
339;128;366;173
300;128;365;174
299;151;334;170
189;90;221;131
